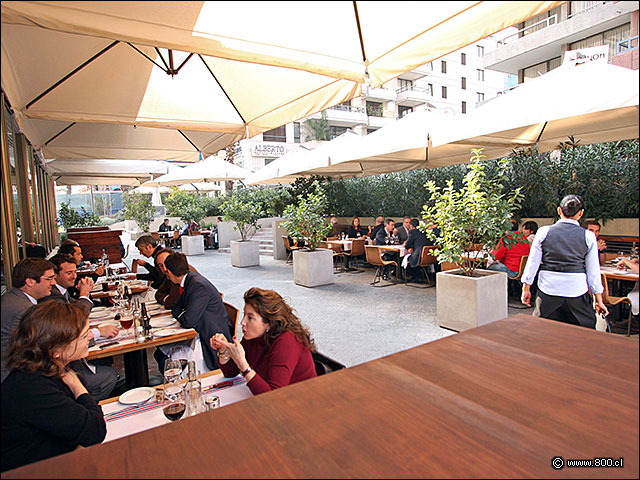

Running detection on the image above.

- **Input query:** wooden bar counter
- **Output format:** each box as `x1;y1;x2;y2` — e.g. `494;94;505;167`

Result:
67;227;123;263
3;314;638;478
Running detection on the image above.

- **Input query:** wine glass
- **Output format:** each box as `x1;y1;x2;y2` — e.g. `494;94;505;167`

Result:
162;383;185;422
118;311;134;336
169;346;190;378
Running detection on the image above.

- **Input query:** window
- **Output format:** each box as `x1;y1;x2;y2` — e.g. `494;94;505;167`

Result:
476;45;484;56
427;83;433;96
329;125;349;139
262;125;286;142
461;101;467;114
293;122;300;143
441;60;447;74
477;69;484;81
366;101;383;117
441;86;447;99
461;77;466;90
477;92;485;102
398;105;413;118
398;78;412;91
461;52;466;65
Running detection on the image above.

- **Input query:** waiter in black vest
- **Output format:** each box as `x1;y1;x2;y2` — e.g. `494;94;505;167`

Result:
520;194;608;328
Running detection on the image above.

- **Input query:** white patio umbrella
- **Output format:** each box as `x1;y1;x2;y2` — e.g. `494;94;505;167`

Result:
151;156;252;187
178;182;222;192
45;159;172;186
288;62;640;180
2;1;562;155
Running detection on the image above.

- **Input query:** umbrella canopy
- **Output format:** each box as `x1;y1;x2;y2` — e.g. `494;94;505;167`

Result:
245;131;366;185
45;159;172;186
132;185;171;194
25;119;240;163
178;182;222;192
290;62;639;180
149;156;252;187
1;1;562;154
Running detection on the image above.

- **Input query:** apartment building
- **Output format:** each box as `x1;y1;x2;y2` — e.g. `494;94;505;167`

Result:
234;36;514;172
483;1;639;82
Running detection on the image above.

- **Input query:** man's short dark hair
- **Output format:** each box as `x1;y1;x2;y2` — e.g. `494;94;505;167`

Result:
163;218;169;222
560;194;585;217
584;220;601;228
11;258;54;288
135;234;157;248
522;221;538;234
385;218;395;226
60;239;79;248
155;247;174;258
410;219;419;228
58;243;80;256
164;252;190;276
48;254;76;273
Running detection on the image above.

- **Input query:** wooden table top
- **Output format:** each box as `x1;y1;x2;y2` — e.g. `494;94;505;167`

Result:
5;314;638;478
601;265;639;282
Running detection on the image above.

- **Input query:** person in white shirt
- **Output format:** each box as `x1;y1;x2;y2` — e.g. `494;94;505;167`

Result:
521;195;608;328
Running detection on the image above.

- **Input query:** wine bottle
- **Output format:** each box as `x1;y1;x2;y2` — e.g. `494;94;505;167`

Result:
184;361;204;417
140;302;153;341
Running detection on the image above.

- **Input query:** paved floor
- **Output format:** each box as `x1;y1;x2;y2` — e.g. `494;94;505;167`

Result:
121;246;536;371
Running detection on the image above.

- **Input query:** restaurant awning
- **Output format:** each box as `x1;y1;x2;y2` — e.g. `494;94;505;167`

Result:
1;1;563;154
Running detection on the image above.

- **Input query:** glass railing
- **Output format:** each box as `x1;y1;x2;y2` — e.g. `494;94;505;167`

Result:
329;104;366;113
395;85;430;95
616;36;639;54
497;14;558;46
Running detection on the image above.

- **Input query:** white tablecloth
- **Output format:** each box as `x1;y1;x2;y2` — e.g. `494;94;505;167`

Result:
101;373;253;442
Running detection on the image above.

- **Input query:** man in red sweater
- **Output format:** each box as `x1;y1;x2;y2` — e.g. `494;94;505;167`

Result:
487;224;530;278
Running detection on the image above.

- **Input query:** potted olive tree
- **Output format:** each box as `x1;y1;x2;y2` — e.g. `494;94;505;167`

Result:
421;149;524;332
281;182;332;287
221;194;262;267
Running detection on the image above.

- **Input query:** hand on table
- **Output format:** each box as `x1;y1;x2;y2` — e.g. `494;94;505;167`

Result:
617;257;639;273
97;325;119;339
77;277;94;297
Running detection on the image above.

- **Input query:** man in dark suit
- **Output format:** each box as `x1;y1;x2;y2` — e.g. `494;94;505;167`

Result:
369;216;385;241
153;248;199;310
375;219;399;280
1;258;56;383
39;254;121;401
403;219;431;282
161;252;232;373
396;216;412;244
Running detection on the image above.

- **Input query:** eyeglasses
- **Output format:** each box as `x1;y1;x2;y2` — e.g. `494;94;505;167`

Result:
40;275;56;281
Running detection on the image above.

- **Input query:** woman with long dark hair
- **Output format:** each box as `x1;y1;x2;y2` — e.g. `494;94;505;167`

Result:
210;288;316;395
1;302;106;472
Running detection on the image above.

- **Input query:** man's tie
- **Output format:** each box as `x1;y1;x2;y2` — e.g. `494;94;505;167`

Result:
179;286;184;295
64;291;71;302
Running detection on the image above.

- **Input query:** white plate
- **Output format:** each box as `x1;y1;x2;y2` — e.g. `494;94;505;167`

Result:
118;387;156;405
150;316;176;328
154;328;185;337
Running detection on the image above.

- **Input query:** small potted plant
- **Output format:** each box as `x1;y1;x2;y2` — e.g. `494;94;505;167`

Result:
221;195;262;267
281;182;332;287
421;148;524;331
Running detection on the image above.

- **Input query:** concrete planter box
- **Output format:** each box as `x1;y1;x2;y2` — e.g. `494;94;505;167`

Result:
436;269;508;332
182;235;205;256
293;249;334;288
231;240;260;267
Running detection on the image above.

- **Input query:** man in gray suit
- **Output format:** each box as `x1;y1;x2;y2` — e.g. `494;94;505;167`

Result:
1;258;56;383
396;216;412;244
39;254;121;400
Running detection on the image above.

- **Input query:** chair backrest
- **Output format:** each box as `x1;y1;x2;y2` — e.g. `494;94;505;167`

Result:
365;245;383;266
312;351;346;376
439;261;458;271
151;232;161;242
509;255;529;281
349;238;366;256
600;272;612;304
282;235;292;250
419;245;438;267
223;301;240;338
172;230;180;239
327;236;339;241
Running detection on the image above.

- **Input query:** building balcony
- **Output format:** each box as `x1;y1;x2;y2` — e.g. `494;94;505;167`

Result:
484;1;637;74
307;105;367;127
397;63;433;81
363;86;397;102
396;86;431;107
612;35;639;69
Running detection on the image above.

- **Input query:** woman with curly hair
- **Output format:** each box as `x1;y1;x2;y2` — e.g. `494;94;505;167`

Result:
1;302;106;472
210;288;316;395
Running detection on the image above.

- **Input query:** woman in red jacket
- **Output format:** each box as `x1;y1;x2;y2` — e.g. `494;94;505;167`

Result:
210;288;316;395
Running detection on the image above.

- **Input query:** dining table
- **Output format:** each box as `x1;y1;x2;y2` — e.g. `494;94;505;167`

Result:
98;370;252;443
5;313;637;478
88;302;196;389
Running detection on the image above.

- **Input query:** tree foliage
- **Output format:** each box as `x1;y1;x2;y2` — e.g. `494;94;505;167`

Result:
164;187;206;223
57;201;102;229
281;181;331;251
421;149;524;277
220;193;262;241
122;191;155;232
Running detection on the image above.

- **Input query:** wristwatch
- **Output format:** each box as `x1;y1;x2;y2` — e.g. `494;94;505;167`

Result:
240;366;252;377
